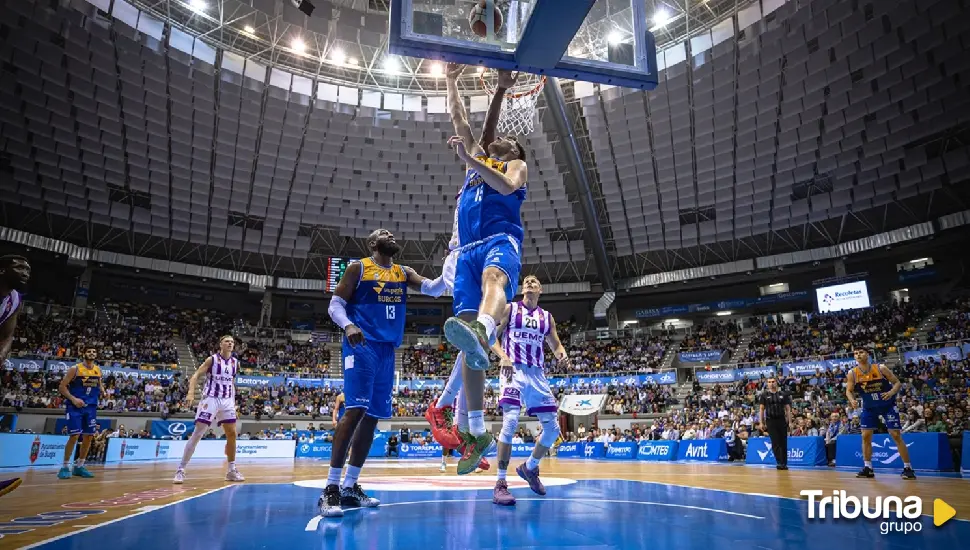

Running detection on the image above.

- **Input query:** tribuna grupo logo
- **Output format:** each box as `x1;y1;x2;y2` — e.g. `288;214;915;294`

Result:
801;490;956;535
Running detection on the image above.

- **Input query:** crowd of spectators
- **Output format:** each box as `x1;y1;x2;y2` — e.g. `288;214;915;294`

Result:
926;298;970;345
680;319;740;353
11;302;179;365
1;366;189;414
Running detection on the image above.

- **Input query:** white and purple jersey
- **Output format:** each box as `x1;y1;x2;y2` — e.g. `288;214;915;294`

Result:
203;353;238;399
0;289;21;326
502;301;551;368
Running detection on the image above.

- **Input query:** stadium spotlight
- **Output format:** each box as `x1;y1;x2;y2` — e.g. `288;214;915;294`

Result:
189;0;207;13
243;25;255;34
330;48;346;64
608;30;623;44
289;0;315;16
291;38;306;54
429;62;445;77
653;8;671;27
382;56;399;73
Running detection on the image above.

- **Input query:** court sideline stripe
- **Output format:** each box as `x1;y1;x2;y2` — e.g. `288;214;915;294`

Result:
305;497;765;530
20;485;232;549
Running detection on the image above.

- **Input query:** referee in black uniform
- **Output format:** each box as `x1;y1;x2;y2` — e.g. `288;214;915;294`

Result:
759;377;792;470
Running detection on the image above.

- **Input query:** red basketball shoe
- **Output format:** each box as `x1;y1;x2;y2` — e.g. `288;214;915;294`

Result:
425;403;461;448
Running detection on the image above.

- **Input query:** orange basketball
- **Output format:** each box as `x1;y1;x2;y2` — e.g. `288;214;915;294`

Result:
468;0;503;38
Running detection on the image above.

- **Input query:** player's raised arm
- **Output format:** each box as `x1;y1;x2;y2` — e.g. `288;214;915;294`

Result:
185;356;213;407
449;135;527;196
479;70;518;149
544;313;569;367
58;366;85;409
446;63;484;159
401;265;447;297
328;260;364;346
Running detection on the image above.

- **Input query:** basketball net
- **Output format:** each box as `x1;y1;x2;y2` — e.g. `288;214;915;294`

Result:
480;70;546;136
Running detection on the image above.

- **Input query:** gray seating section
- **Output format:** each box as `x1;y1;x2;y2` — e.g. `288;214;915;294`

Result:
0;0;582;268
581;0;970;256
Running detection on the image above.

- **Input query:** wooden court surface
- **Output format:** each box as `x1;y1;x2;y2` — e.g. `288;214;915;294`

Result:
2;459;967;548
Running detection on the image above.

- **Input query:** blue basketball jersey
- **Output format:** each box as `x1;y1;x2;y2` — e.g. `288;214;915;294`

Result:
853;365;894;408
456;154;526;246
347;257;408;347
67;363;102;408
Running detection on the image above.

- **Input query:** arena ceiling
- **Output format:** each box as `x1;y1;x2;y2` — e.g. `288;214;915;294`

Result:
1;0;969;287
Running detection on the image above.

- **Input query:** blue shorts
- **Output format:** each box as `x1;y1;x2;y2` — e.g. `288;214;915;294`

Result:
66;404;98;435
453;234;521;316
342;339;396;419
860;405;901;431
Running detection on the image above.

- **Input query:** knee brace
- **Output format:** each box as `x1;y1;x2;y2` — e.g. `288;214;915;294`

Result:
537;412;560;448
499;406;521;444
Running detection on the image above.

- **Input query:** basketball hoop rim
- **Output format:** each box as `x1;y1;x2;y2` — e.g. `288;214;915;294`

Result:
480;70;547;99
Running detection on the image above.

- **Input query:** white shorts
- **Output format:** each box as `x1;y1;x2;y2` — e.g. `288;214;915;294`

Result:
442;249;459;292
498;366;559;416
194;396;237;426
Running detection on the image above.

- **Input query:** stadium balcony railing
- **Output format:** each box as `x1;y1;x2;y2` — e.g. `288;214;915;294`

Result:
4;353;179;374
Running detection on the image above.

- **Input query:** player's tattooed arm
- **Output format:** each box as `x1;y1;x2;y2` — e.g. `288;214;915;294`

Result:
402;265;447;298
185;356;213;407
445;63;484;159
844;370;858;409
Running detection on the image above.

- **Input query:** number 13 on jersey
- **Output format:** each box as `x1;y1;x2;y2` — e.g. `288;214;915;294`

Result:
386;305;396;319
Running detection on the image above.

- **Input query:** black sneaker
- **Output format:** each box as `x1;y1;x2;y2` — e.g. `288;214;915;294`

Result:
318;484;344;517
340;483;380;508
901;467;917;480
856;466;875;478
776;464;789;471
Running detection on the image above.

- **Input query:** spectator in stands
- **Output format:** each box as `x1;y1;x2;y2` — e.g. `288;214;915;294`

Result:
387;434;399;457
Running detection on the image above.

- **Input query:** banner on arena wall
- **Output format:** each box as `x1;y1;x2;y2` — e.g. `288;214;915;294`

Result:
634;291;810;318
287;378;344;389
150;420;196;439
236;375;286;388
962;432;970;472
835;433;953;471
0;434;71;467
679;351;723;363
296;442;333;459
398;443;443;458
572;377;608;387
3;358;46;372
558;395;606;415
737;366;776;380
604;441;637;460
44;360;75;373
695;370;737;383
100;366;177;380
105;438;180;462
637;440;678;461
902;347;963;363
676;439;729;462
781;359;854;376
745;436;826;466
511;444;535;457
556;441;604;458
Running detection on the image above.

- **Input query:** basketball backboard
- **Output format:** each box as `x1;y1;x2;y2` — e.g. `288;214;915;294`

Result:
388;0;659;89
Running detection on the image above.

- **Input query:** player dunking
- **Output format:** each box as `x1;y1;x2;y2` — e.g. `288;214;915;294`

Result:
425;67;515;453
319;229;448;518
489;276;566;505
440;63;529;474
174;335;244;484
57;345;103;479
845;347;916;480
0;255;29;496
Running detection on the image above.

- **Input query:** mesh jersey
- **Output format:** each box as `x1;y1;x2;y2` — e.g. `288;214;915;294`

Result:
203;353;238;399
853;365;894;408
455;154;526;246
347;257;408;346
502;301;551;368
67;363;101;407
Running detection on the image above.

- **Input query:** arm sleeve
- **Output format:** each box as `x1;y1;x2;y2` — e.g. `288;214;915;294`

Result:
420;277;448;298
328;296;353;330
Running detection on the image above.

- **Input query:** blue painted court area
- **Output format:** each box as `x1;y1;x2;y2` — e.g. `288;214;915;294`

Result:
33;479;966;550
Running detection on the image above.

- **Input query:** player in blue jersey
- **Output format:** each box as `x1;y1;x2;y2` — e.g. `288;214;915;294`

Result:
57;345;103;480
845;347;916;480
318;228;449;518
442;63;529;475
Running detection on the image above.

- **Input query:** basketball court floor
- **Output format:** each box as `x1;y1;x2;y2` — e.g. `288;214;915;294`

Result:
2;459;967;549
